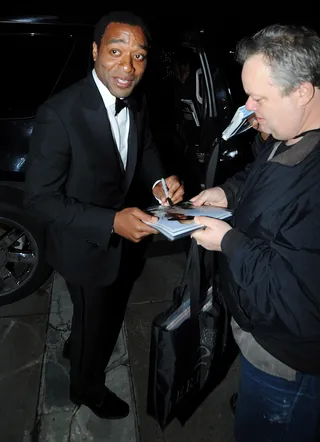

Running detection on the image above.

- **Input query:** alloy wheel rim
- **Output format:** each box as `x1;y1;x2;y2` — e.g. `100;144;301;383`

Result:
0;217;38;296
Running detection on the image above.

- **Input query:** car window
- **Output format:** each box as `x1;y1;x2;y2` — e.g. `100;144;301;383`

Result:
223;55;247;109
142;42;215;197
0;33;90;118
144;44;207;143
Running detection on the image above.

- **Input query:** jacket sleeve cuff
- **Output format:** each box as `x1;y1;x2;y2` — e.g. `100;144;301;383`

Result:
219;184;234;208
221;228;246;259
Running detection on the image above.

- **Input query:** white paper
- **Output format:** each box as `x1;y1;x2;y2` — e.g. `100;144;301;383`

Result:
143;202;233;241
222;105;254;141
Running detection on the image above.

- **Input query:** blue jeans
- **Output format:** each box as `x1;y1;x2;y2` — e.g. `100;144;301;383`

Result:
234;354;320;442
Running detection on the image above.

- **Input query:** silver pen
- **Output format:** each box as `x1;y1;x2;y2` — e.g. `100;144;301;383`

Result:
161;178;173;206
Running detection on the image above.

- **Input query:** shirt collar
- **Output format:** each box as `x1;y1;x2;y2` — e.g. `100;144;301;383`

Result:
92;68;115;109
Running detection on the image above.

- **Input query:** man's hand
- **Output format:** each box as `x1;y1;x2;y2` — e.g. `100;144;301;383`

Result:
113;207;159;243
153;175;184;205
190;187;228;208
191;216;232;251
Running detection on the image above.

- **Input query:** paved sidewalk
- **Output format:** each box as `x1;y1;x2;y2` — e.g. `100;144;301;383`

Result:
0;235;240;441
37;272;138;441
0;276;52;442
125;243;239;442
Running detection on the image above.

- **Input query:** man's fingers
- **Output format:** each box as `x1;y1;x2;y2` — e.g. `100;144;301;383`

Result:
139;223;159;234
193;216;214;228
190;194;206;206
170;186;185;204
194;215;205;225
191;228;208;245
194;216;224;229
140;213;158;223
130;208;158;223
165;175;181;197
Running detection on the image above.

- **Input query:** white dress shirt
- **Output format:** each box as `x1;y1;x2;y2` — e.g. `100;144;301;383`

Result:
92;69;130;168
92;69;163;202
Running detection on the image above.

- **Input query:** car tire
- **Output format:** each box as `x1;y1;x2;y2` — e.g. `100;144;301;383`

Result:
0;186;52;306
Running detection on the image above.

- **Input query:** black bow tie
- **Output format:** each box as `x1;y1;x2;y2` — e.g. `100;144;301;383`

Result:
115;97;134;116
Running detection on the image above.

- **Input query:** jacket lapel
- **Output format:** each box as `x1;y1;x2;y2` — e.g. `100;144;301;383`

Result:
124;109;138;191
80;74;141;192
81;75;125;177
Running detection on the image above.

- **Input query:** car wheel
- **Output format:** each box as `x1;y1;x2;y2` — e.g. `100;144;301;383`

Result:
0;190;52;306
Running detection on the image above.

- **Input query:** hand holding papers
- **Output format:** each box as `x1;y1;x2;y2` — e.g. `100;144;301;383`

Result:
143;202;233;241
222;105;254;141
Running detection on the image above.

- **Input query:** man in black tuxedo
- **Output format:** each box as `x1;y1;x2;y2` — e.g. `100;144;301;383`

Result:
24;10;184;419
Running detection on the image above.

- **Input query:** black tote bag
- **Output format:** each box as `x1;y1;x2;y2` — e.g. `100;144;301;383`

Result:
147;238;228;430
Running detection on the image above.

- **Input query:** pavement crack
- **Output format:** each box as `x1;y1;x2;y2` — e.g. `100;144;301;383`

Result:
48;322;70;332
0;358;41;381
0;312;49;318
0;319;45;350
67;406;80;442
130;299;168;305
0;319;15;346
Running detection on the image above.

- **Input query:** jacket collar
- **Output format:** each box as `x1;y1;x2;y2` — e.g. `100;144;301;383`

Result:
270;131;320;166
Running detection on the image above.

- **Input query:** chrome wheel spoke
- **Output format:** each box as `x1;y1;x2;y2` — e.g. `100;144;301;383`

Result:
7;251;36;264
0;229;23;249
0;267;19;291
0;217;38;296
0;267;12;280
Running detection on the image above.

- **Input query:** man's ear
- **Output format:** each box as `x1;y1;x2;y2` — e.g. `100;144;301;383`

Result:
297;82;315;106
92;42;98;62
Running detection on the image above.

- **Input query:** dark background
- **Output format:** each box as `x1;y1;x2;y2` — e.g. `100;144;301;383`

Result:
2;4;319;48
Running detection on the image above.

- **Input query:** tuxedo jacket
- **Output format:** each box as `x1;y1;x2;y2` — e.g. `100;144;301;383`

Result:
24;73;166;286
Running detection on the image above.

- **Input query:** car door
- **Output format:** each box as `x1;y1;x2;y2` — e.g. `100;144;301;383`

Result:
206;50;255;184
0;20;92;181
0;18;93;305
144;37;232;199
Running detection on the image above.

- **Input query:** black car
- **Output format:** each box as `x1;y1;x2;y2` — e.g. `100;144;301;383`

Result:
143;25;254;195
0;15;254;306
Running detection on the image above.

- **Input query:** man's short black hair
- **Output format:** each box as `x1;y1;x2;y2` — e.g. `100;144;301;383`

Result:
94;10;151;49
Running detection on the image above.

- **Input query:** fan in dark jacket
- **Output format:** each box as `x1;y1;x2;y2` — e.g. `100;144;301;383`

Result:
191;24;320;442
